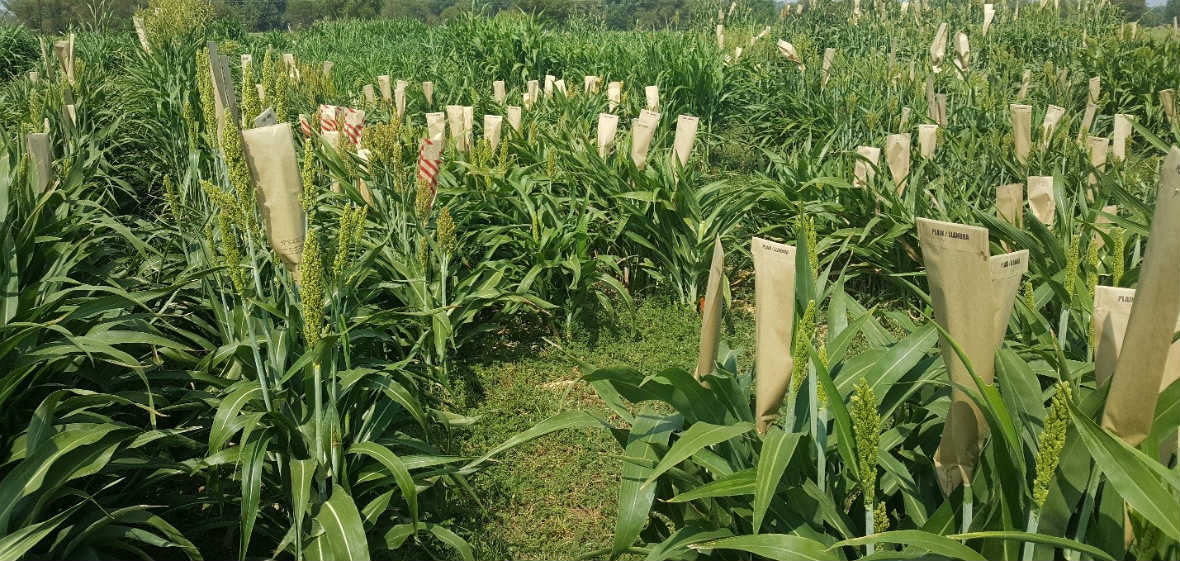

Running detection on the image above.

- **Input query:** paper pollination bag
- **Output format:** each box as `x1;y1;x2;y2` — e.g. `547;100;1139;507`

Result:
1092;205;1118;249
1101;148;1180;445
354;149;374;205
672;114;699;168
1076;102;1098;143
544;75;555;98
918;124;938;159
607;81;622;111
1093;286;1135;388
776;40;805;70
716;24;725;49
484;115;503;151
555;79;567;96
525;80;539;109
917;218;1012;495
240;53;253;73
394;80;408;119
282;53;297;79
930;23;948;73
506;106;522;132
899;106;912;131
242;123;305;281
989;250;1030;349
1089;76;1101;104
597;113;619;157
1111;114;1133;162
462;106;474;152
426;111;446;143
583;75;600;94
65;104;76;125
853;146;880;188
752;237;797;434
322;61;334;78
28;71;39;83
630;109;661;170
53;35;75;85
934;94;948;128
953;31;969;73
492;80;506;105
695;237;726;379
885;133;911;193
445;106;464;151
26;133;52;193
377;75;392;102
821;48;835;90
419;81;434;106
1040;104;1065;147
363;84;376;105
645;86;659;111
1010;103;1032;164
341;108;365;147
996;183;1023;228
982;4;995;36
1017;69;1032;101
1161;89;1177;126
133;15;151;53
1027;176;1054;227
1088;136;1108;186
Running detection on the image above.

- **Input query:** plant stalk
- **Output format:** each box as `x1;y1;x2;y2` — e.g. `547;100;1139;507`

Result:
865;506;875;555
1022;509;1040;561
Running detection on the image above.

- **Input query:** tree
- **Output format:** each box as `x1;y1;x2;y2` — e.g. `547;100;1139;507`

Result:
1115;0;1146;20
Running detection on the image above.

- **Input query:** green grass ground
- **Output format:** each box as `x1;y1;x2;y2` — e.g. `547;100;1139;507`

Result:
450;297;756;560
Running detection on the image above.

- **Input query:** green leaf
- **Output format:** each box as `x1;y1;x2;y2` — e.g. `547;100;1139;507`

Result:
465;410;610;470
642;421;753;489
831;530;986;561
348;441;419;526
753;428;801;534
612;408;680;560
305;485;369;561
1070;402;1180;540
425;522;473;561
644;526;733;561
948;531;1113;561
290;457;315;554
0;502;83;561
666;469;755;503
239;430;271;560
693;534;836;561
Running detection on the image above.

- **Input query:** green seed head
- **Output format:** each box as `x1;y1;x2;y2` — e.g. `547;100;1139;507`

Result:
1032;383;1071;509
1111;227;1125;287
1064;233;1080;301
791;300;816;393
437;206;456;255
299;232;324;348
851;377;881;504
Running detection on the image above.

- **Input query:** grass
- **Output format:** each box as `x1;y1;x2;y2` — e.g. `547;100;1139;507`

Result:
450;296;755;559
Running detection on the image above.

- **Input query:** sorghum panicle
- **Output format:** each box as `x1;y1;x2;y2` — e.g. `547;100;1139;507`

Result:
851;377;881;504
791;300;816;393
1064;233;1080;301
1032;383;1071;509
1111;227;1125;287
436;206;456;255
299;232;325;348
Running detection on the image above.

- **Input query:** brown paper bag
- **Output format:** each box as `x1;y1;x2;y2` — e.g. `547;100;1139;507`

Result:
1093;286;1136;387
1076;102;1097;143
1101;147;1180;445
555;79;567;96
363;85;376;106
853;146;880;187
462;106;474;152
672;114;699;167
630;109;661;170
935;94;948;128
989;250;1029;348
1161;89;1177;126
282;53;297;79
1010;104;1032;164
1040;104;1065;148
1112;114;1132;162
425;112;446;142
982;4;995;36
65;104;76;125
597;113;619;157
484;115;502;151
1089;76;1101;104
53;36;74;85
776;40;805;70
925;76;937;122
242;123;305;281
886;133;911;193
26;133;51;193
377;74;391;101
1088;136;1108;187
918;218;995;495
753;237;797;434
544;75;555;99
821;48;835;90
996;183;1023;228
607;81;622;111
695;237;725;379
394;80;407;119
1017;69;1032;101
583;75;600;94
355;148;373;205
1027;176;1054;227
899;107;912;131
422;81;434;106
525;80;539;109
445;105;464;151
930;23;948;73
645;86;659;111
953;31;969;73
493;80;506;104
918;124;938;159
507;106;522;132
1093;205;1117;249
